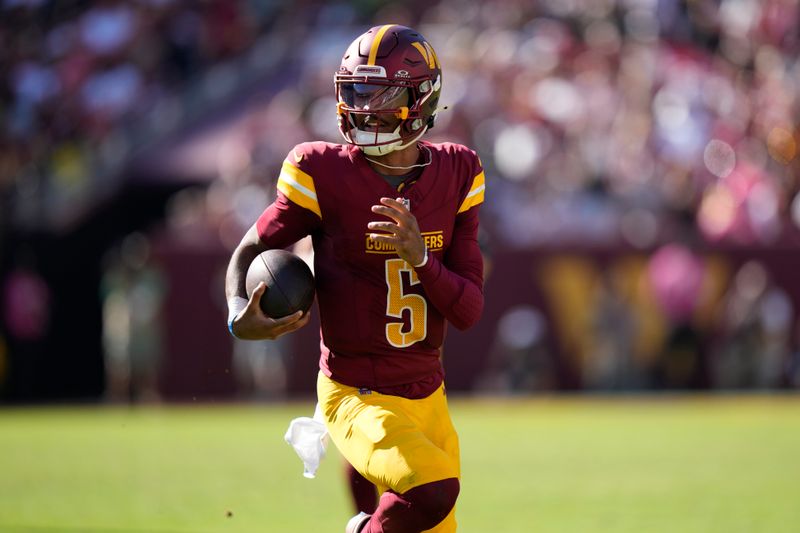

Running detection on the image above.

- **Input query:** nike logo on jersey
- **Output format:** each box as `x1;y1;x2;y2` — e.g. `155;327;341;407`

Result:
293;150;303;163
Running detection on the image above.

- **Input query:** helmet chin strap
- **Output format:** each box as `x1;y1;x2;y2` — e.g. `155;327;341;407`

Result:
363;144;433;170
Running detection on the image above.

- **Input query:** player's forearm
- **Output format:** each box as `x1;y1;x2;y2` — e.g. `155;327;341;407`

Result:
226;248;254;300
415;254;483;330
225;226;265;301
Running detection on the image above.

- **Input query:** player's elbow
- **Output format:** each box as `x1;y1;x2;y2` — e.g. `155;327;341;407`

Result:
450;287;483;330
451;310;481;331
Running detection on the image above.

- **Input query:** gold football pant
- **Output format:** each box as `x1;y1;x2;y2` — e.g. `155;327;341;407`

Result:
317;372;460;532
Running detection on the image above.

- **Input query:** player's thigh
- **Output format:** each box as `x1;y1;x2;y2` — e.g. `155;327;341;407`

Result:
318;374;458;493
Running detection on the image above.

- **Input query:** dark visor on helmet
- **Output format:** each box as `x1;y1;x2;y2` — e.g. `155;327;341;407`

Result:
339;83;409;111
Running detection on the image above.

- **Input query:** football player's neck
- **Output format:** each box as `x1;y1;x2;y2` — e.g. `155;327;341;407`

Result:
365;144;421;176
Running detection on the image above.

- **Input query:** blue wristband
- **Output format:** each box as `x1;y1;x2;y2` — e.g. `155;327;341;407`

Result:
227;296;248;339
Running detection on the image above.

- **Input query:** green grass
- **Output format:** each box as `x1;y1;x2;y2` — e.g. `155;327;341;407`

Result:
1;396;799;532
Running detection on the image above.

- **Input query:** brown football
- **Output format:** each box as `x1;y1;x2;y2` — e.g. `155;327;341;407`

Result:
246;250;315;318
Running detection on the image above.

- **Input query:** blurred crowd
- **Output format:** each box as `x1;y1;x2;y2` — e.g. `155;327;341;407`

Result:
3;0;800;398
176;0;800;252
4;0;798;244
424;0;800;249
0;0;280;228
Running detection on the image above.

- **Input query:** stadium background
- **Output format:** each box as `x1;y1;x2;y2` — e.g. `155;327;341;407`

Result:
1;1;800;532
2;0;800;401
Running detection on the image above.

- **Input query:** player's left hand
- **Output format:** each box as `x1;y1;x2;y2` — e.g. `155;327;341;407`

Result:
368;197;426;266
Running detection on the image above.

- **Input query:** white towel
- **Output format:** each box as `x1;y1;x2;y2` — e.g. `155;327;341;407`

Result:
284;403;330;478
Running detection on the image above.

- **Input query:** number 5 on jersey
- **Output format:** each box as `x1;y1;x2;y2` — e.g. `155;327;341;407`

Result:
385;258;427;347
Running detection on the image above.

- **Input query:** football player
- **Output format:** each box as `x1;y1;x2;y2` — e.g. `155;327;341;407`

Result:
225;24;485;533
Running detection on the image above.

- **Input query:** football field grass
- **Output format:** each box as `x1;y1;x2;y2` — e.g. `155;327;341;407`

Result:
1;395;799;532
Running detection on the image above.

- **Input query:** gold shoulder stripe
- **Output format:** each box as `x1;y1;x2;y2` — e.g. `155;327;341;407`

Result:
277;161;321;218
469;170;485;191
457;171;486;214
368;25;394;66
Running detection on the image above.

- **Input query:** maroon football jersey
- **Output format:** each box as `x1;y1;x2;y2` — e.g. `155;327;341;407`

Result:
256;141;485;397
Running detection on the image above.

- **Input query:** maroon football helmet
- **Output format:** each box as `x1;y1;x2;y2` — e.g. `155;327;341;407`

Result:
335;25;442;155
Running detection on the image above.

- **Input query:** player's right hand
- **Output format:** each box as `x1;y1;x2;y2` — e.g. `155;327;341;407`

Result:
231;282;310;340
